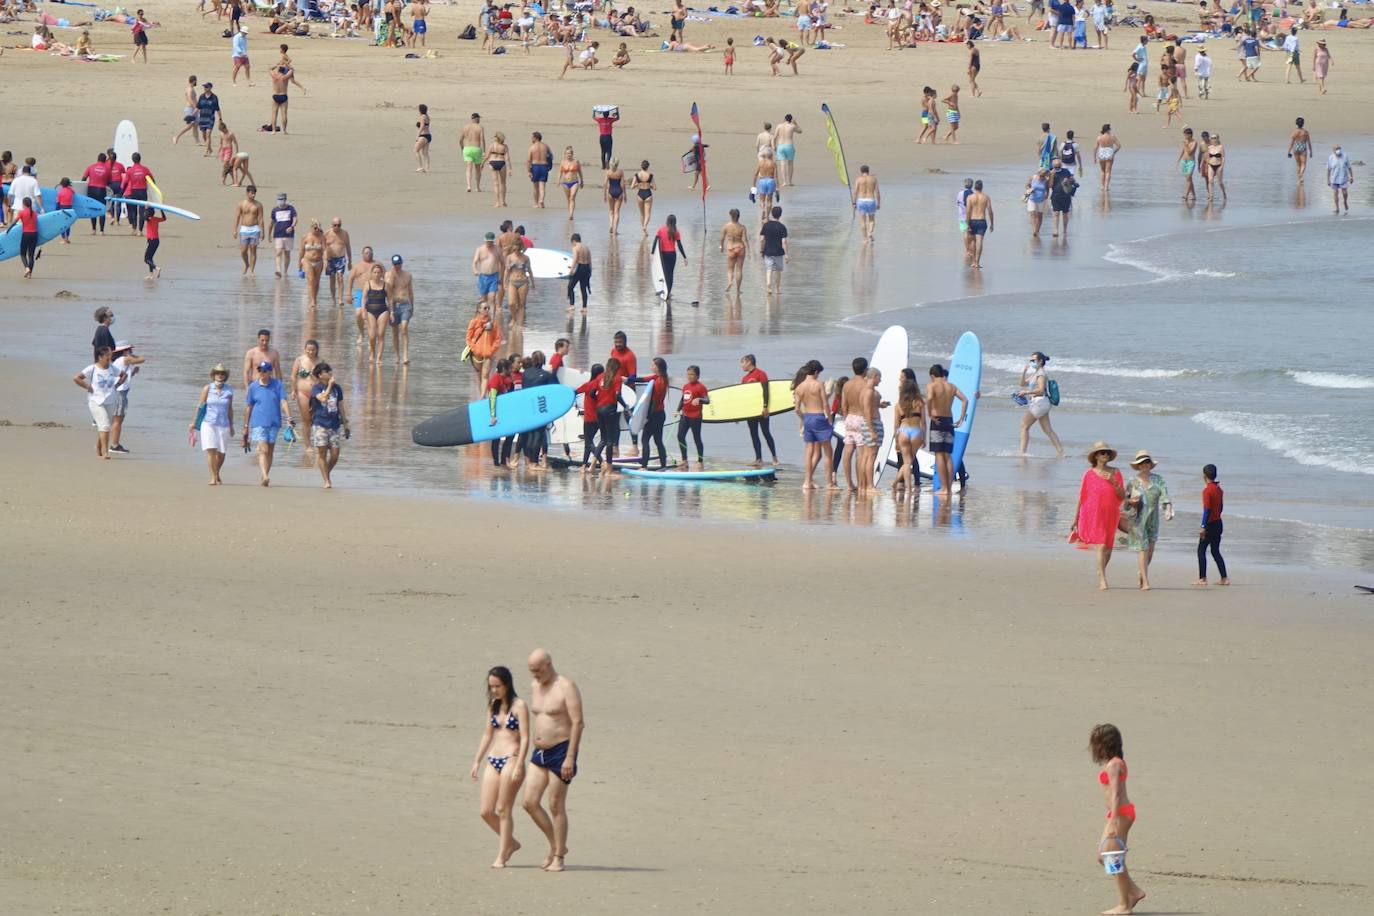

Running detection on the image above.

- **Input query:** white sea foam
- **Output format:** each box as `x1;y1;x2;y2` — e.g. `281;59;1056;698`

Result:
1193;268;1237;278
1192;410;1374;476
984;352;1188;380
1287;371;1374;390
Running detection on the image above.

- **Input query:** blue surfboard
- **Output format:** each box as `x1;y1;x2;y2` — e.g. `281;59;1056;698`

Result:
932;331;982;491
412;384;576;447
0;210;77;262
620;466;777;481
3;185;107;220
105;197;202;221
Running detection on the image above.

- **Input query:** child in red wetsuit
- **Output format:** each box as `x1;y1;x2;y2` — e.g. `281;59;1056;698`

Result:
144;209;166;279
57;178;76;242
1195;463;1230;586
486;359;514;466
676;364;709;467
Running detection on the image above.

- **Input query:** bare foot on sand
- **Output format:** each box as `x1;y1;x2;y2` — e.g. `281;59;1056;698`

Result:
544;854;565;872
492;839;520;867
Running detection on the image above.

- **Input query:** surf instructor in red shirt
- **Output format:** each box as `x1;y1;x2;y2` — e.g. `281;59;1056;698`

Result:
740;353;779;467
81;153;112;234
121;152;155;234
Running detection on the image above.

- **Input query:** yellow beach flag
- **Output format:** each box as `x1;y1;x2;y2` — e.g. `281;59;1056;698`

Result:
821;102;850;194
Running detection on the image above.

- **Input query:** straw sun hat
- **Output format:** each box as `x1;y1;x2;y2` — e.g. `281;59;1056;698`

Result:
1085;441;1117;463
1129;450;1156;467
210;363;229;379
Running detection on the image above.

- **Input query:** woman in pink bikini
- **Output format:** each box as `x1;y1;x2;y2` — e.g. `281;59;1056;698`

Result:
1091;723;1145;914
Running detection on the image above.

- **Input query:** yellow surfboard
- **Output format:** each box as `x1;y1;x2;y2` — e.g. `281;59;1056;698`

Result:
701;380;796;423
147;178;164;205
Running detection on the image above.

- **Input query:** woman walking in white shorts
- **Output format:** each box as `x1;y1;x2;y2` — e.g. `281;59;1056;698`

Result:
1016;351;1065;457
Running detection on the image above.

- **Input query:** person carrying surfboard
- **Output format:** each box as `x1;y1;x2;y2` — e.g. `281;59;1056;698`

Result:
634;357;670;470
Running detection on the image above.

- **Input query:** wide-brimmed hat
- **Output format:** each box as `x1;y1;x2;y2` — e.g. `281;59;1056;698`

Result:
1086;441;1117;462
210;363;229;378
1129;450;1155;467
114;340;134;353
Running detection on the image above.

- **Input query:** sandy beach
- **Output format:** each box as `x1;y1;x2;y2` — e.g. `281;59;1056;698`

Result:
5;3;1374;913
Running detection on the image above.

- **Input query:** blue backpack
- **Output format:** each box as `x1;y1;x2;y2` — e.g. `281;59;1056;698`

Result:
1047;378;1061;407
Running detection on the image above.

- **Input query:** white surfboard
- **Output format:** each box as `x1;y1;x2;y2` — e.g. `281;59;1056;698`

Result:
869;325;908;485
549;367;638;456
106;197;201;221
527;248;574;279
651;247;668;301
113;119;138;165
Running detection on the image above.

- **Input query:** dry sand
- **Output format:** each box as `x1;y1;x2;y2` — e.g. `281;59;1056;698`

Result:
4;5;1374;913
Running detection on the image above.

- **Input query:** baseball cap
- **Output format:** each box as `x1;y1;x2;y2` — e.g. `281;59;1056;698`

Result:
203;81;213;88
257;361;273;372
276;192;287;201
391;254;403;265
484;231;496;240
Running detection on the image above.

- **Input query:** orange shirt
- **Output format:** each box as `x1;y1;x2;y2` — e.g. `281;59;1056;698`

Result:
465;315;502;360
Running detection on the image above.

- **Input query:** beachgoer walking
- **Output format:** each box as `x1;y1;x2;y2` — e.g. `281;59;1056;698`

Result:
242;328;282;389
268;192;297;279
131;9;150;63
473;231;503;311
522;649;583;873
1016;351;1065;456
1204;132;1227;202
12;194;40;279
942;86;961;143
290;339;319;449
853;165;881;243
387;254;415;365
309;362;347;488
91;307;116;360
1287;117;1313;183
631;160;655;235
1122;450;1172;590
651;215;686;301
504;240;533;326
1095;124;1121;191
1195;463;1230;586
298;219;326;308
604;158;625;235
558;146;582;220
1070;441;1127;590
359;263;392;366
753;149;778;222
324;218;352;306
120;152;154;233
1178;128;1199;202
242;360;293;487
1327;144;1353;213
1025;168;1049;238
465;301;502;390
1194;47;1212;99
567;234;591;316
1313;38;1331;94
773;114;801;187
1037;123;1057;170
676;365;709;466
195;83;221;156
926;363;969;500
967;40;982;94
486;131;509;207
73;346;126;460
1283;26;1304;84
1090;724;1145;915
1049;158;1078;238
471;666;529;868
838;359;869;492
527;131;551;208
593;107;618;169
719;208;748;292
759;206;788;294
347;247;375;342
415;104;431;173
461;113;486;192
964;180;993;269
81;153;110;234
172;75;200;145
232;25;251;84
192;364;234;484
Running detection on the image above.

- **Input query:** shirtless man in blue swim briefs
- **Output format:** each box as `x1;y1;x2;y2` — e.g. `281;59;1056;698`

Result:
523;648;584;873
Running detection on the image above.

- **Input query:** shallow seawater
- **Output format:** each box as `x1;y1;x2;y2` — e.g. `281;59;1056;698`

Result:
11;142;1373;574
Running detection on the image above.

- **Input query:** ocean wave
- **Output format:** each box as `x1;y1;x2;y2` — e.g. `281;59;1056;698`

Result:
1193;268;1236;278
1192;410;1374;477
983;352;1190;380
1287;371;1374;390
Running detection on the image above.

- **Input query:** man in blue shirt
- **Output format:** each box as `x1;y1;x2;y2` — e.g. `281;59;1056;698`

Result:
196;82;221;154
1240;30;1261;82
242;360;294;486
271;192;298;279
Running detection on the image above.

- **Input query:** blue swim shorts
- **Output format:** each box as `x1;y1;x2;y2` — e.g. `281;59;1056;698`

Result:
856;198;877;215
250;425;280;444
802;412;831;443
530;164;550;183
392;301;413;324
757;177;776;195
477;273;500;296
531;740;577;784
776;143;795;161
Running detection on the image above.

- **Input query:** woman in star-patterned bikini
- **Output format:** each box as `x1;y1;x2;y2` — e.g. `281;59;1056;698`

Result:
470;666;530;867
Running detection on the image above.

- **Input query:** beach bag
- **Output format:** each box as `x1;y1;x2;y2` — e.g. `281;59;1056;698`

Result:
1047;378;1061;406
459;24;476;39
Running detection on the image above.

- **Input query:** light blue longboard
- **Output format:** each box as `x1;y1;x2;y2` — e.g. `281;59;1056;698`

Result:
932;331;982;492
2;185;106;219
0;210;77;262
412;384;575;447
620;466;777;482
105;197;202;221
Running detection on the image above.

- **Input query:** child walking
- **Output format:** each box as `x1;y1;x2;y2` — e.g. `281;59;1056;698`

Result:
144;208;166;279
1195;463;1230;586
